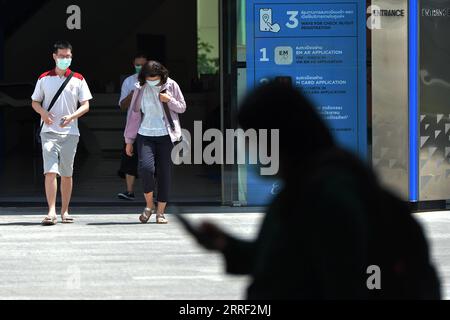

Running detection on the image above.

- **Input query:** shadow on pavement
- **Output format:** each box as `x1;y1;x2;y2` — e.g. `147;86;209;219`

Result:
87;222;147;226
0;223;43;226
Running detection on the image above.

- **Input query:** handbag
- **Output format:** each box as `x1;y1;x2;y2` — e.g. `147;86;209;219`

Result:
35;71;74;144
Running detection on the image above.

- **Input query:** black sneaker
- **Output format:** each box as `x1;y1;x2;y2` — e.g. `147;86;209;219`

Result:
118;192;135;201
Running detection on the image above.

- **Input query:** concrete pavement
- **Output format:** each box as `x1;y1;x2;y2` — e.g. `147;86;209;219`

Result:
0;209;263;300
415;211;450;300
0;208;448;300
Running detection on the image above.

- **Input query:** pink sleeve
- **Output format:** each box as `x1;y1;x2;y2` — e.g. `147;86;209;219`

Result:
124;89;142;144
167;81;187;114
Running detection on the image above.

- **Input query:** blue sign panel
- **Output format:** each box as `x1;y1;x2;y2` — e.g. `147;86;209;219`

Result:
246;0;367;205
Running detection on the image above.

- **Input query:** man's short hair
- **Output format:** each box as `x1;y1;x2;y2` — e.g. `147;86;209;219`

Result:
53;41;73;54
134;52;148;60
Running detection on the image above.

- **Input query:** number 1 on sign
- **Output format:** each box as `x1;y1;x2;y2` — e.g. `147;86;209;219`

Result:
260;48;269;62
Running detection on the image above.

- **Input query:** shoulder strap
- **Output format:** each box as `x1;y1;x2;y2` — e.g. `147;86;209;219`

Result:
47;71;74;113
160;89;176;132
39;71;74;129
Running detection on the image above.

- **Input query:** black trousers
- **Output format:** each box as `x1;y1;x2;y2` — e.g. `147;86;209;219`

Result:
136;134;173;202
118;142;138;179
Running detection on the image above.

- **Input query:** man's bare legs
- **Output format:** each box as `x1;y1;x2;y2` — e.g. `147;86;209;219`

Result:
61;176;73;219
126;174;135;193
45;173;58;218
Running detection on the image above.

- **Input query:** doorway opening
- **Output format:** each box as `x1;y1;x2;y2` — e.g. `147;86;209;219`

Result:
0;0;223;205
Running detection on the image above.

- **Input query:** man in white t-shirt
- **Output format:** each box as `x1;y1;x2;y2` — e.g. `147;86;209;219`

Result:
31;41;93;226
117;53;147;201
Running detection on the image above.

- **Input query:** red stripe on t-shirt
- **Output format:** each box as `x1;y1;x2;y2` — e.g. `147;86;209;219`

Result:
38;69;57;79
73;72;84;81
38;69;83;81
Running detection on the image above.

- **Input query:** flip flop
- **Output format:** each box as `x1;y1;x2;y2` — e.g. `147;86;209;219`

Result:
42;216;57;226
156;214;168;225
139;208;154;224
61;215;75;224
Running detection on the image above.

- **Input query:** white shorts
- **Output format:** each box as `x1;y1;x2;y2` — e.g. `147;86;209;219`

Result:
41;132;79;177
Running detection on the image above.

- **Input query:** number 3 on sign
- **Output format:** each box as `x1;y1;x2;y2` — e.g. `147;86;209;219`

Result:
286;11;299;29
260;48;270;62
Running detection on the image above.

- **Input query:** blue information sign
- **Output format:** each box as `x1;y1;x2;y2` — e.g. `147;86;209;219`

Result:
246;0;367;205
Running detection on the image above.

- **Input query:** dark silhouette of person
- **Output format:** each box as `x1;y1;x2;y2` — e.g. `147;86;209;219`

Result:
188;82;441;300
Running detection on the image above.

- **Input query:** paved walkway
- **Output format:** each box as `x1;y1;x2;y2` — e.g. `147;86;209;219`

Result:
0;209;263;300
415;211;450;300
0;208;448;300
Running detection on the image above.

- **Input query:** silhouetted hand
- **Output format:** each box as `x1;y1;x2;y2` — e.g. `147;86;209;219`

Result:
196;221;228;252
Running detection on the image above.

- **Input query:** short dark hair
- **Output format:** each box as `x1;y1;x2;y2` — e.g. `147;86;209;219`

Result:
134;52;148;61
53;41;73;54
138;61;169;86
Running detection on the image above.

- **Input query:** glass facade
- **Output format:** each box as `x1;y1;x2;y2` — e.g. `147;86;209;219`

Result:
369;0;409;199
418;0;450;201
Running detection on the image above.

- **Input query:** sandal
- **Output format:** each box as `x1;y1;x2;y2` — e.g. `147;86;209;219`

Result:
42;216;57;226
139;208;154;224
61;215;75;224
156;214;168;225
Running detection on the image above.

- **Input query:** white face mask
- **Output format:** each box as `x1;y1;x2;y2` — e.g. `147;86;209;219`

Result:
146;80;160;87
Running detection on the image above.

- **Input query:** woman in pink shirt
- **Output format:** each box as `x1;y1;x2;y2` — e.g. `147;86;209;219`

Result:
124;61;186;224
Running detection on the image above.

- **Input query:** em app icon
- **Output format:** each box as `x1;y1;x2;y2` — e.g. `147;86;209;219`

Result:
275;47;294;65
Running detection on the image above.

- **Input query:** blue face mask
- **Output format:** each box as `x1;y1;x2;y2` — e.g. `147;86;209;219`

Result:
56;58;72;70
146;80;160;87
